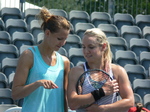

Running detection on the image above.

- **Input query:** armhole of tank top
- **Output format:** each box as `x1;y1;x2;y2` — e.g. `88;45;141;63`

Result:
110;69;115;80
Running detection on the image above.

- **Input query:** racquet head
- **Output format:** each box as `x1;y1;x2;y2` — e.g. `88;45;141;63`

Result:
76;69;113;95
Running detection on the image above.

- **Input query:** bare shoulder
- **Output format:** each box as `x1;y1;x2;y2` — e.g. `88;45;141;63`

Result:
111;64;128;81
18;49;33;68
69;64;85;81
62;55;70;63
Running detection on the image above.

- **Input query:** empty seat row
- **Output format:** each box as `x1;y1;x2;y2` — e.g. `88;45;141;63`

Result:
1;17;150;42
0;7;150;30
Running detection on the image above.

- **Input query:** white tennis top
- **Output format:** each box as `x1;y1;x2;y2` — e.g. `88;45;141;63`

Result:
76;62;118;112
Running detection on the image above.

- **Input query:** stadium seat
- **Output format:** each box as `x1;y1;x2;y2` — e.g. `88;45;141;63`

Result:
49;9;68;19
69;23;74;34
29;20;43;39
0;7;23;23
0;88;14;104
0;44;19;63
68;48;86;66
0;19;5;31
75;23;95;39
130;38;150;60
0;104;18;112
0;31;11;44
19;45;33;55
90;11;112;27
1;58;18;78
143;94;150;110
8;72;15;89
140;51;150;71
115;50;138;67
24;8;40;25
121;25;143;48
69;10;90;27
57;47;68;57
143;26;150;42
133;79;150;99
98;24;119;37
107;37;128;58
135;14;150;30
124;64;147;85
5;19;28;36
4;106;22;112
134;93;143;104
12;32;35;50
113;13;134;30
63;34;81;53
37;32;44;44
0;72;8;88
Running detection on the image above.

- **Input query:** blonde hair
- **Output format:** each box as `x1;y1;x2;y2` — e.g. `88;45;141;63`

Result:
84;28;112;72
37;6;70;33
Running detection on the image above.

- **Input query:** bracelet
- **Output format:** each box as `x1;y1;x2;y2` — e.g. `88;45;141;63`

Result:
91;88;105;101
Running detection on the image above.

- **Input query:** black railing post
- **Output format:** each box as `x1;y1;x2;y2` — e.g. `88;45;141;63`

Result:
108;0;115;17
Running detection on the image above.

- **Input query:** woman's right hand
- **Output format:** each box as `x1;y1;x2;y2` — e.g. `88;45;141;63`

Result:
102;79;119;96
36;80;58;89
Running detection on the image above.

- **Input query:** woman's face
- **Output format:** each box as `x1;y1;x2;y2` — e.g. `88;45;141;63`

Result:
45;29;70;51
82;35;103;62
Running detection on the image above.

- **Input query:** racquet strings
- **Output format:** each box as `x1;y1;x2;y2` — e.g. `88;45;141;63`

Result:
77;69;110;94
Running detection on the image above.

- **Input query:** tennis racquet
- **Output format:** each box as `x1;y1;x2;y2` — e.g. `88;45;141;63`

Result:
76;69;113;109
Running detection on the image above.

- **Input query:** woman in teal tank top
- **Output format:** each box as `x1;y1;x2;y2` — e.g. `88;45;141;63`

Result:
12;6;71;112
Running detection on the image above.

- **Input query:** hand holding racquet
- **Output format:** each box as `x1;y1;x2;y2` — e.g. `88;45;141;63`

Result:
76;69;118;109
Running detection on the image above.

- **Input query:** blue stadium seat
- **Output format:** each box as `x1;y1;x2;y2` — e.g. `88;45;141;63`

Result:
124;64;147;85
1;7;23;23
143;94;150;110
143;26;150;42
90;11;112;27
1;58;18;78
57;47;68;57
69;10;90;28
115;50;138;67
98;24;119;37
12;32;35;50
49;9;68;19
75;23;95;39
0;88;14;104
5;19;28;36
133;79;150;99
68;48;86;66
113;13;134;30
108;37;128;58
135;14;150;30
0;19;5;31
0;31;11;44
121;25;143;48
130;38;150;60
0;44;19;64
0;72;8;88
29;20;43;39
24;8;40;25
37;32;44;44
140;51;150;71
63;34;81;53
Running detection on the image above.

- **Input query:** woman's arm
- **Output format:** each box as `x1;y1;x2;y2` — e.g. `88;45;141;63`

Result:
67;65;119;110
67;66;95;110
86;64;134;112
12;50;58;100
62;56;70;112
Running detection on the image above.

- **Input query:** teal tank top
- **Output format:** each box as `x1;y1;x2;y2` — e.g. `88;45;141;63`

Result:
22;46;65;112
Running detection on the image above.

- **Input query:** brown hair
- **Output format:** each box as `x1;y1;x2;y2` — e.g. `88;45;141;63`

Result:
37;6;70;33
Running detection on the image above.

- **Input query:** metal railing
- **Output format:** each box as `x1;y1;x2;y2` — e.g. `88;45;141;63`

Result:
0;0;150;17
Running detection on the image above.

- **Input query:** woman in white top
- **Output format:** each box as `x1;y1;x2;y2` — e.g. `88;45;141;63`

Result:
67;28;134;112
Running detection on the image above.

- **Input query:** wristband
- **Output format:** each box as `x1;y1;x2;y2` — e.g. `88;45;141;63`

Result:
91;88;105;101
